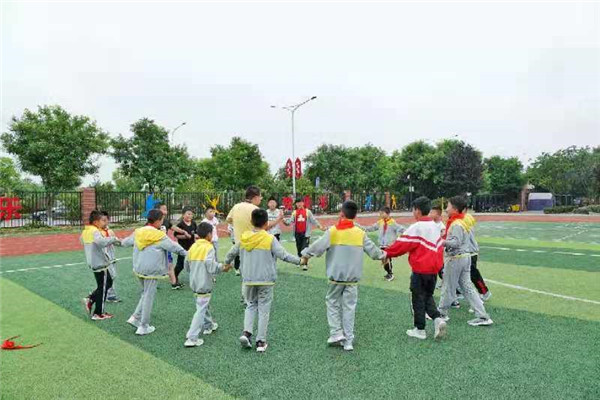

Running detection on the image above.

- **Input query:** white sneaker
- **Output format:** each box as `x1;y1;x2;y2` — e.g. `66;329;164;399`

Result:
468;308;474;313
256;341;268;353
203;322;219;335
438;314;450;322
135;325;156;335
481;291;492;302
468;317;494;326
184;338;204;347
425;314;432;321
239;333;252;349
235;270;241;276
406;327;427;340
434;318;447;339
343;341;354;351
127;315;140;328
327;334;346;346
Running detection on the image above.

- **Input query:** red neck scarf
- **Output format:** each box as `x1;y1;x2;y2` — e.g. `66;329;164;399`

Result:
336;218;354;230
382;217;391;234
445;213;465;237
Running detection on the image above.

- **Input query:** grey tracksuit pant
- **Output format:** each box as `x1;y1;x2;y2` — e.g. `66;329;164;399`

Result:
186;295;215;340
107;263;118;298
133;278;158;328
439;256;489;319
243;285;274;342
326;284;358;343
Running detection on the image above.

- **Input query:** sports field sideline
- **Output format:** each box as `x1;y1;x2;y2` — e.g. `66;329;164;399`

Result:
1;219;599;399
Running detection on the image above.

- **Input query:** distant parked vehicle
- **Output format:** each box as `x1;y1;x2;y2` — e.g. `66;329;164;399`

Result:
32;204;68;221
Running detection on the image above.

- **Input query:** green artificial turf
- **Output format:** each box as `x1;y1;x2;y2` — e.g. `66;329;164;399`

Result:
2;225;600;400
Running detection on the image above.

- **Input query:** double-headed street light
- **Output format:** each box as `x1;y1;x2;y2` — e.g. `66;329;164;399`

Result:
270;96;317;198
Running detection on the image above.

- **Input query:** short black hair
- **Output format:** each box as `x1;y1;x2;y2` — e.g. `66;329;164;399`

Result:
412;196;431;215
147;209;164;224
182;206;194;214
245;186;261;200
380;206;391;214
341;200;358;219
196;222;213;239
295;197;304;203
89;210;103;224
251;208;269;228
100;210;109;217
448;196;468;213
431;205;442;212
268;196;277;204
205;205;215;211
154;202;166;209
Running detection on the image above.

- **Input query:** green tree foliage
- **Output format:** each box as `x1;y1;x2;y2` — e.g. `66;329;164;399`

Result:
112;168;143;192
527;146;600;197
175;159;215;192
304;144;392;192
1;105;109;191
390;141;438;197
434;140;484;197
205;137;270;191
483;156;525;199
111;118;193;192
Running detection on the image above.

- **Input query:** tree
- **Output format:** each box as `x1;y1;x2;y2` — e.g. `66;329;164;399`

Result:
351;144;394;192
175;159;215;192
112;168;143;192
0;157;23;192
304;145;357;193
527;146;600;197
390;141;438;198
483;156;525;199
434;140;484;197
205;137;270;191
111;118;193;192
1;105;109;191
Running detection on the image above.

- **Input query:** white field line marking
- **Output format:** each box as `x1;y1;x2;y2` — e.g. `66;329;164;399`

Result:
0;257;132;275
486;279;600;305
480;246;599;258
557;228;590;242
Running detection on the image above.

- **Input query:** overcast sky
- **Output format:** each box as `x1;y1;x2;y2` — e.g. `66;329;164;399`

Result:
2;1;599;184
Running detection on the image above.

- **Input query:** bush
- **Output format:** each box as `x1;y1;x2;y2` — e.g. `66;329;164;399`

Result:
587;205;600;213
543;205;576;214
574;207;590;215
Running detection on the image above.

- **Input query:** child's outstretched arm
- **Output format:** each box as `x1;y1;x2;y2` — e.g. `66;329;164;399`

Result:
205;248;227;274
384;234;418;259
224;243;240;265
271;238;301;265
158;237;187;257
93;230;120;248
120;233;135;247
307;211;324;230
356;222;378;232
363;234;385;260
301;229;331;260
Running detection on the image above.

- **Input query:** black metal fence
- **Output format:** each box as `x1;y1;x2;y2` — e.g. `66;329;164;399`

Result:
0;191;82;228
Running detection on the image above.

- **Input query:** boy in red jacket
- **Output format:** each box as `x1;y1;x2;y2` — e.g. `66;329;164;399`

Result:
384;196;447;340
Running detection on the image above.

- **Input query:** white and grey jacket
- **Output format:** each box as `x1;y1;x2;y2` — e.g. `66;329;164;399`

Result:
121;226;187;279
80;225;120;272
185;239;224;295
225;230;300;285
302;223;384;284
358;218;405;248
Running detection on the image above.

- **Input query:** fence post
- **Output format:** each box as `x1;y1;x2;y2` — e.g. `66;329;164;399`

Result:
385;192;390;207
81;187;97;225
344;190;351;201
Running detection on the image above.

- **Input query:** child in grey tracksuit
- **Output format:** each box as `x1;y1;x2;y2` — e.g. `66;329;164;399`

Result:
301;200;385;351
183;222;231;347
121;209;187;335
81;211;121;320
438;197;493;326
358;206;404;281
225;209;301;353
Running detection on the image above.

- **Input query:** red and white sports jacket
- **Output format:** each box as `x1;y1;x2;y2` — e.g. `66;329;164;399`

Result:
384;217;444;274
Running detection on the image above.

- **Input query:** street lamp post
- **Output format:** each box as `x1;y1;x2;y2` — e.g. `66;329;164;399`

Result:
170;122;187;142
271;96;317;199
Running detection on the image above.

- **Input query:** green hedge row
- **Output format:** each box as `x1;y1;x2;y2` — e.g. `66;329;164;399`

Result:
544;205;600;214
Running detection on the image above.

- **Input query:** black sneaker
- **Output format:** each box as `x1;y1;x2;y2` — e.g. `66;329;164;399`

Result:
171;283;184;290
385;274;395;282
451;301;461;309
239;331;252;348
